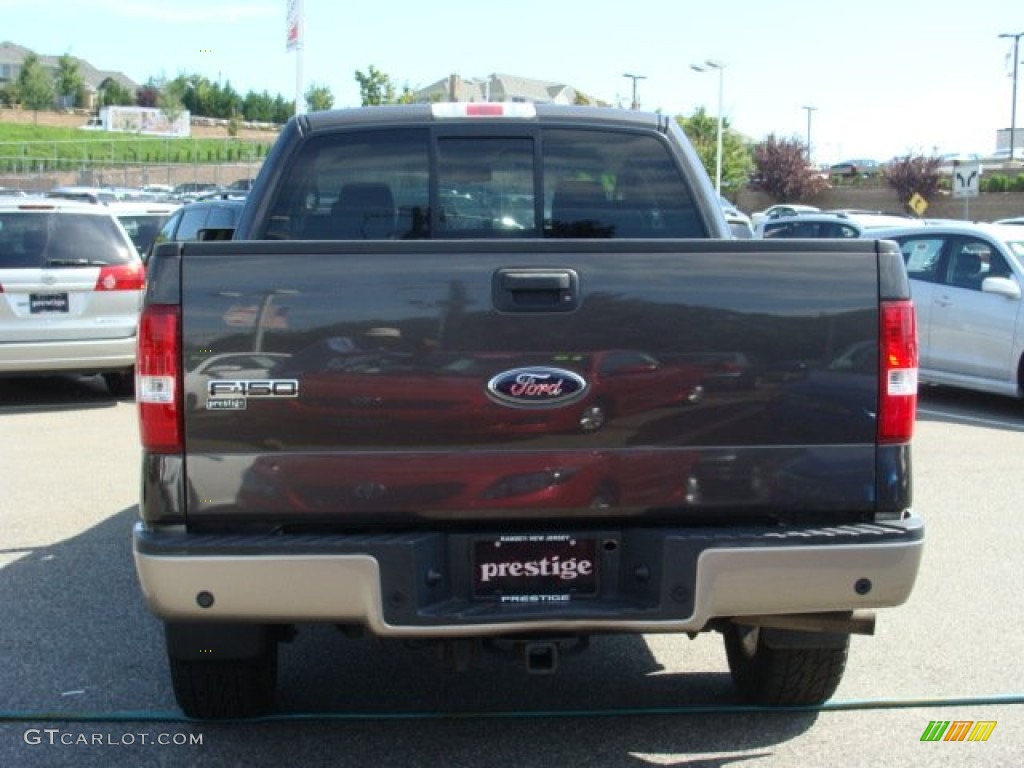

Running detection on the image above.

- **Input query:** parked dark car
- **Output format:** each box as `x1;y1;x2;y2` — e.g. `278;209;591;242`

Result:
149;197;246;260
828;159;882;177
757;214;864;239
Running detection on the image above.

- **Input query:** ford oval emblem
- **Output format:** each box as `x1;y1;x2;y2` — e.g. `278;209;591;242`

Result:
486;367;588;408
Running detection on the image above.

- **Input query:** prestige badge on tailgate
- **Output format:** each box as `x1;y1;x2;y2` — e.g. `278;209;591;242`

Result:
473;534;598;602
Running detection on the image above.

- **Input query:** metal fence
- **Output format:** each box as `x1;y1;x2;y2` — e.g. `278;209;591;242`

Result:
0;137;270;193
0;162;266;194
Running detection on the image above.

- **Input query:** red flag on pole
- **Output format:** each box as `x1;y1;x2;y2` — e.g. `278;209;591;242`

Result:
286;0;303;51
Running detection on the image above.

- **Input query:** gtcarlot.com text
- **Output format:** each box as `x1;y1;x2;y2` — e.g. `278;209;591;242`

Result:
23;729;202;747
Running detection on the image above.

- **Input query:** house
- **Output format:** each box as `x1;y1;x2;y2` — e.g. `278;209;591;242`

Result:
0;41;139;109
411;73;602;106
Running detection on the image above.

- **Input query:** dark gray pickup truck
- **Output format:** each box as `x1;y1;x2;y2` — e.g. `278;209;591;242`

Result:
132;103;924;719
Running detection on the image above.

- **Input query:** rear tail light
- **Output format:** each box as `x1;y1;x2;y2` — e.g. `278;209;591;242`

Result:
95;263;146;291
878;299;918;443
137;304;182;452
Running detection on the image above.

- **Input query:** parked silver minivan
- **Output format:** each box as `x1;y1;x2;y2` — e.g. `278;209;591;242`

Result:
0;199;145;396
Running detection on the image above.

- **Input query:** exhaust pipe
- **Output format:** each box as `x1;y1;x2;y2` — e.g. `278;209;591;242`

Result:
731;610;876;636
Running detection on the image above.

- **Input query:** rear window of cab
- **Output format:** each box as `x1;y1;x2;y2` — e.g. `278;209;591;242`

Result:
260;124;705;241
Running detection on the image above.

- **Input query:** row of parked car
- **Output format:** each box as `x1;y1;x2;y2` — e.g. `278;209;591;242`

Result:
721;200;1024;401
722;199;1024;239
0;187;247;396
4;181;1024;404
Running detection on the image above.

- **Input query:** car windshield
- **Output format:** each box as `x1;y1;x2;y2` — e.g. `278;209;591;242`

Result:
0;212;133;268
117;214;171;256
1002;237;1024;265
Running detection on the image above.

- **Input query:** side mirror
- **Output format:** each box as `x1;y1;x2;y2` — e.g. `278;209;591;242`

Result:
981;276;1022;300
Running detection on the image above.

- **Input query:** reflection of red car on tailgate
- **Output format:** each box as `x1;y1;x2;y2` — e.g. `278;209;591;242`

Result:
548;350;704;432
236;450;703;521
281;345;703;437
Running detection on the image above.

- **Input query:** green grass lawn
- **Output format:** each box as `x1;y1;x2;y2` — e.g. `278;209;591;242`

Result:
0;121;275;172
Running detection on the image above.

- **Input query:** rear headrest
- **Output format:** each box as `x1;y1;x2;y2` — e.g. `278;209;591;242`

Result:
551;179;607;219
334;182;395;212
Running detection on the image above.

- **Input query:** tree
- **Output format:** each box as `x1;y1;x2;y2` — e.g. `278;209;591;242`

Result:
136;80;160;108
677;108;753;194
99;78;135;107
354;65;397;106
304;82;334;112
271;94;293;124
751;134;828;202
396;84;416;105
883;155;942;209
15;53;55;121
243;90;276;122
157;77;188;127
210;81;242;120
53;54;84;109
176;74;209;116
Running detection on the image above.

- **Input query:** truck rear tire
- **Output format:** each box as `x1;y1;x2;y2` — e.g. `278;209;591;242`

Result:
723;623;849;706
169;648;278;719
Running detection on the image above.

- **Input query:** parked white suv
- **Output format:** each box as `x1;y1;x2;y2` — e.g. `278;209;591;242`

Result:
863;221;1024;399
0;199;145;396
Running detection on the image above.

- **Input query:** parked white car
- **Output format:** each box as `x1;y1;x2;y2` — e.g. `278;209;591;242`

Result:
749;203;820;228
107;200;180;258
0;198;144;395
863;222;1024;399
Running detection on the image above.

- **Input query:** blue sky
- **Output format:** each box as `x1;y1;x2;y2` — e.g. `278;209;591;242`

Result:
6;0;1023;163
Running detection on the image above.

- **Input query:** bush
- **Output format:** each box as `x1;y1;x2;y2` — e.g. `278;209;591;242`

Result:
884;155;941;203
984;175;1009;193
1011;175;1024;193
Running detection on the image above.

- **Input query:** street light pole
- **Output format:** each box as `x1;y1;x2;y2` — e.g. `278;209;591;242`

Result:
622;73;646;110
691;60;726;194
802;105;817;163
1000;32;1024;162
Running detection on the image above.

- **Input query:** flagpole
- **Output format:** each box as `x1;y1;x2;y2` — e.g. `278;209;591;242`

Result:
296;38;304;116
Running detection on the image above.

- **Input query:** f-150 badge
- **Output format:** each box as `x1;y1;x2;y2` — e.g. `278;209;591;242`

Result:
208;380;299;398
486;367;587;408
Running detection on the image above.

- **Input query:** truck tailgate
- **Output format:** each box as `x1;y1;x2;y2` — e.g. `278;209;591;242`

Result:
175;238;889;525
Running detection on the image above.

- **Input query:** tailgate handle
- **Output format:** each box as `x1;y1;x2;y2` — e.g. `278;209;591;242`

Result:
493;269;579;313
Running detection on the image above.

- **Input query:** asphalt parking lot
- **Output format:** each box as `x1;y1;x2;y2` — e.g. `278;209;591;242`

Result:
1;376;1022;767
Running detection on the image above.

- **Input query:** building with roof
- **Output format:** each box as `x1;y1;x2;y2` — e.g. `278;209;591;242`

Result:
0;41;139;109
411;73;604;106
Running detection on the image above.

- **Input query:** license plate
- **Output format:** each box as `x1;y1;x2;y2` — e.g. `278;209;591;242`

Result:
30;293;69;313
473;534;598;602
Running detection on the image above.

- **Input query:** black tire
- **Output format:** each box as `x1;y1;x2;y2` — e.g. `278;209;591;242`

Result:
723;623;849;706
169;647;278;720
103;370;135;398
